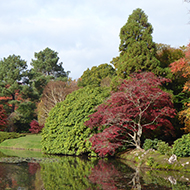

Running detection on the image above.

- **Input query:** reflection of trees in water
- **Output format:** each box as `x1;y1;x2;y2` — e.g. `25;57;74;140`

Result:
40;156;99;190
87;159;142;190
0;162;37;190
87;159;121;190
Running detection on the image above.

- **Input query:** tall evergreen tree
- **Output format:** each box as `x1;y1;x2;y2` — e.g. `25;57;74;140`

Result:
111;8;161;78
29;47;69;96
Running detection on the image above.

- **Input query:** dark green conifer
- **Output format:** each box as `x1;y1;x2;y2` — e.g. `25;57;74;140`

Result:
111;8;161;78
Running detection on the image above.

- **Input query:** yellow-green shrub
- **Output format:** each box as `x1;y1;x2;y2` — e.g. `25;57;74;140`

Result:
41;86;110;155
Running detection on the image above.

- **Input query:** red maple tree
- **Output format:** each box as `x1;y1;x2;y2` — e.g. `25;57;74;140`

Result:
85;72;176;157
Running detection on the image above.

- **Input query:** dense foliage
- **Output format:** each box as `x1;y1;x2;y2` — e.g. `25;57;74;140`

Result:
173;133;190;157
0;132;25;143
85;72;176;157
111;8;161;78
170;43;190;132
30;47;69;80
78;63;116;87
0;55;28;113
41;86;110;155
29;120;44;134
143;139;161;151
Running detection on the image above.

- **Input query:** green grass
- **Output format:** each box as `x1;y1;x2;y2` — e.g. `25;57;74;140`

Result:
0;148;43;157
0;134;42;150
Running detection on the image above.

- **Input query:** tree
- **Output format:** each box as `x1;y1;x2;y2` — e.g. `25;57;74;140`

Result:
0;55;28;113
156;43;187;112
30;47;69;79
37;80;79;125
29;120;44;134
78;63;116;87
170;43;190;132
29;47;69;97
156;43;185;71
85;72;176;157
41;86;110;156
170;43;190;91
111;8;161;78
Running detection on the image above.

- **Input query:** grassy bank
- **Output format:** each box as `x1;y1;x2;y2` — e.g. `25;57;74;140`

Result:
0;134;42;151
118;149;190;172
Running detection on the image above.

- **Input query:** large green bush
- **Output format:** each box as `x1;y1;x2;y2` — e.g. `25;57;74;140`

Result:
41;86;110;155
172;133;190;157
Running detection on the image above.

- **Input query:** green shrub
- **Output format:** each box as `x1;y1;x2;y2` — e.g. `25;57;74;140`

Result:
143;139;161;151
172;133;190;157
157;141;172;156
0;132;25;143
41;86;110;156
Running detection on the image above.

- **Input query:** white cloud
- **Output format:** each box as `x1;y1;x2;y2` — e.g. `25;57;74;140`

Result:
0;0;189;79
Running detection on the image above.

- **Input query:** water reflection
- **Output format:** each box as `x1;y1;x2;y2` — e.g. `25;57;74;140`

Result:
0;149;190;189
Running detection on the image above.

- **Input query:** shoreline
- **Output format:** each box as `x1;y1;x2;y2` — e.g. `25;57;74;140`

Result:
117;149;190;172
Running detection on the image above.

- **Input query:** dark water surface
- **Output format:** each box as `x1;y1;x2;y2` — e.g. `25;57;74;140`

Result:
0;149;190;190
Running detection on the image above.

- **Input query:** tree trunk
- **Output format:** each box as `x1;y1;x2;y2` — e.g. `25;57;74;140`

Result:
11;93;15;113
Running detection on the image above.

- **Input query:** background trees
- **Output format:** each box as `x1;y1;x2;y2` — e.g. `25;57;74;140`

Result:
29;47;69;97
0;55;33;131
85;72;176;157
111;8;161;79
0;55;28;114
37;80;79;125
170;43;190;133
78;63;116;87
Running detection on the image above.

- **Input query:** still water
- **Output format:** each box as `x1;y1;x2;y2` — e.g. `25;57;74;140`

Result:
0;149;190;190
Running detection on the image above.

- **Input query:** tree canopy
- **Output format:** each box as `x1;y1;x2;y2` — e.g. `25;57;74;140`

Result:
30;47;69;79
78;63;116;87
29;47;69;97
170;43;190;132
111;8;161;78
85;72;176;157
0;55;28;113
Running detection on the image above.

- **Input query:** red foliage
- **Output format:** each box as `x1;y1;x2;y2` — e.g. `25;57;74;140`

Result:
85;72;176;156
29;120;44;134
0;105;7;130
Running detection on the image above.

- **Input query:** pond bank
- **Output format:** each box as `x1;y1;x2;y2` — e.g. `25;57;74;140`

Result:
117;149;190;172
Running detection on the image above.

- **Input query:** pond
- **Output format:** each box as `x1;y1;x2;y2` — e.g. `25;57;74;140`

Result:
0;149;190;190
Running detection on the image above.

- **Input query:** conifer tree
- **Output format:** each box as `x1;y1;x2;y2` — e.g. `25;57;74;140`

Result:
111;8;161;78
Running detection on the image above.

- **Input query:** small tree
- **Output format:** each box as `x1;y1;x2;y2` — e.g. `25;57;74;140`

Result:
29;120;44;134
85;72;176;157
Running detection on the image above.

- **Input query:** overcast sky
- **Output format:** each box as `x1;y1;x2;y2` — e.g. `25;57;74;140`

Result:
0;0;189;79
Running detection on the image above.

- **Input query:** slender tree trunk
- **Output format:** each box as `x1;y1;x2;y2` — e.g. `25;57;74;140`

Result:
11;93;15;113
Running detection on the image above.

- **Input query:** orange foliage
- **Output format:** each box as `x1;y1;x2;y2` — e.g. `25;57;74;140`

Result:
170;43;190;132
170;43;190;91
